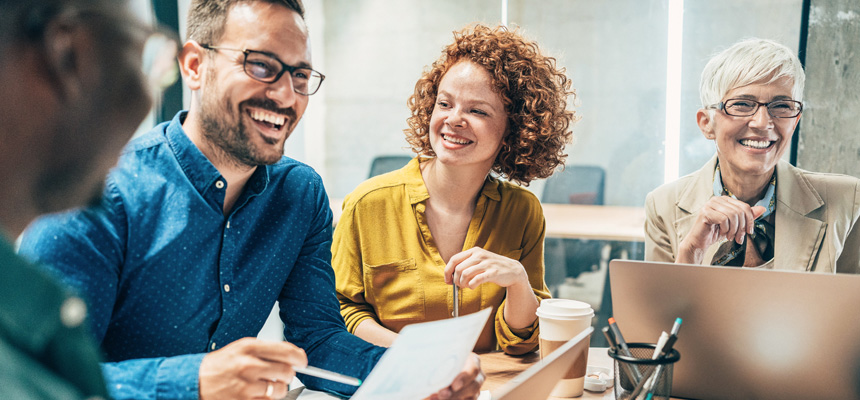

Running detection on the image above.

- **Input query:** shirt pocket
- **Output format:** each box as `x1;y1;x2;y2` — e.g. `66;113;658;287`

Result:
364;258;425;321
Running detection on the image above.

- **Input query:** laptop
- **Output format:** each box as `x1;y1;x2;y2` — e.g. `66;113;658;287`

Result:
488;326;593;400
609;259;860;400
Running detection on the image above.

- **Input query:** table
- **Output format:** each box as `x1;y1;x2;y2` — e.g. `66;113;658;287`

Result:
480;348;616;399
329;199;645;242
541;204;645;242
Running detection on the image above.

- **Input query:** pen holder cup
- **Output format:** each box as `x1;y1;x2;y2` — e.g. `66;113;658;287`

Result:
608;343;680;400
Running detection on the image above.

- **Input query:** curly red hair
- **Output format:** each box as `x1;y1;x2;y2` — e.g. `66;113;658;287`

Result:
404;24;577;185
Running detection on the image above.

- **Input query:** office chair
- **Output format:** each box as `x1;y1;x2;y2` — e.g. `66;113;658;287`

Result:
542;164;606;285
368;155;413;178
542;165;609;346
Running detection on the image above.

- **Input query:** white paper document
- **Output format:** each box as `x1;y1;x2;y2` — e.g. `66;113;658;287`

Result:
349;307;492;400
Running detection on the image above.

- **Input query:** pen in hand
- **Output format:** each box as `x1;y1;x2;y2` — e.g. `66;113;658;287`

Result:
295;365;362;386
452;274;459;318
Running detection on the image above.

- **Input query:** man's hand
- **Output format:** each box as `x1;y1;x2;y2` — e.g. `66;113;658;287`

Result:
677;196;766;264
199;337;308;400
426;353;485;400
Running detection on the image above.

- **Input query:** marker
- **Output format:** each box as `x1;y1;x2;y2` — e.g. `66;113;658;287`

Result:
651;331;669;360
607;318;632;356
670;317;683;336
658;334;678;358
295;366;362;386
641;334;679;398
608;317;643;382
604;325;640;386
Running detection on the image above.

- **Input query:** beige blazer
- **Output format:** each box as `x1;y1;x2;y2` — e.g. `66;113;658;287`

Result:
645;155;860;273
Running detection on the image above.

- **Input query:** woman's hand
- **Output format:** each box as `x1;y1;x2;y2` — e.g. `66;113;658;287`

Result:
425;353;484;400
677;196;766;264
444;247;528;290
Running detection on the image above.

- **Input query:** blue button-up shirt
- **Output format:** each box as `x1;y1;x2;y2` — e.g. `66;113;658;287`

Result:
19;111;385;399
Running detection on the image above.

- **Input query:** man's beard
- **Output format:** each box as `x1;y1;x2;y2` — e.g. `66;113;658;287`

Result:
198;77;296;167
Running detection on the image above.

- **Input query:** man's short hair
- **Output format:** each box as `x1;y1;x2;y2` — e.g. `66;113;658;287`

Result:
186;0;305;45
699;38;805;108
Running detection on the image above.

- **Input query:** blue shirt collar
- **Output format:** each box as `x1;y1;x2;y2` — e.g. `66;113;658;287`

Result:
165;111;270;204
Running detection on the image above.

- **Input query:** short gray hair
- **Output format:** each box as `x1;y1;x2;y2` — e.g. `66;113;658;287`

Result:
699;38;805;108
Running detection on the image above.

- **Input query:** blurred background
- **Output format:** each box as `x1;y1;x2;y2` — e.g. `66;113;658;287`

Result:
140;0;859;345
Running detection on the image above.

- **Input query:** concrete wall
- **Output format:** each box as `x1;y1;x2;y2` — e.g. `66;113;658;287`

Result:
797;0;860;177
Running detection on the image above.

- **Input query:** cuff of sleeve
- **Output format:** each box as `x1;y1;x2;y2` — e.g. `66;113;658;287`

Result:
494;300;540;355
156;353;205;400
341;305;379;334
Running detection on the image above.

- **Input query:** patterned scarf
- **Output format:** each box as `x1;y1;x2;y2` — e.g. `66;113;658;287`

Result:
711;165;776;266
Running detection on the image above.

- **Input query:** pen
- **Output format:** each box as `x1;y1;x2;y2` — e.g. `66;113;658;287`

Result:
608;317;642;381
601;326;616;351
452;281;459;318
295;365;363;386
670;317;683;336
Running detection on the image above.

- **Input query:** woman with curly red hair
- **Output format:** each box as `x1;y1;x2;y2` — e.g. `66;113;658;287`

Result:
332;24;577;354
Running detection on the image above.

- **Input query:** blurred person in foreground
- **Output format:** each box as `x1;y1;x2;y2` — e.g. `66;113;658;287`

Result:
333;24;576;354
0;0;170;397
19;0;482;399
645;38;860;272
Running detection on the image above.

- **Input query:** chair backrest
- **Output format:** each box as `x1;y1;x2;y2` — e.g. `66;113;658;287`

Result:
541;165;605;205
368;155;413;178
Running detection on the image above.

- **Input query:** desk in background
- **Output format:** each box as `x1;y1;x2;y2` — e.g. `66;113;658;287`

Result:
329;199;645;242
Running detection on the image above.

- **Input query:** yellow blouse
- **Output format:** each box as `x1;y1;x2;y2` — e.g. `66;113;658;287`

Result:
332;158;550;354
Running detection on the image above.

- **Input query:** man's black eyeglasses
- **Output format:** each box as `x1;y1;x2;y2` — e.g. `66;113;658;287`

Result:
201;44;325;96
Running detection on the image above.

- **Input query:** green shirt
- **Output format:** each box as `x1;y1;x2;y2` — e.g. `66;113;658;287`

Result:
0;238;107;399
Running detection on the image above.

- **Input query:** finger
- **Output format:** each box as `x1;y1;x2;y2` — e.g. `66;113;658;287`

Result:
706;201;744;242
236;358;295;384
467;271;493;289
453;256;483;287
249;341;308;368
244;379;275;400
751;205;767;219
249;379;289;400
457;262;486;287
450;379;482;400
446;250;474;285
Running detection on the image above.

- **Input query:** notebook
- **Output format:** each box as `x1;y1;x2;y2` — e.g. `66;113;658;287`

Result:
488;326;593;400
609;259;860;400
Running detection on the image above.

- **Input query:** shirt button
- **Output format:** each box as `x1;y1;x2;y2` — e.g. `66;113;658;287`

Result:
60;296;87;328
211;342;216;350
215;180;225;189
224;284;230;292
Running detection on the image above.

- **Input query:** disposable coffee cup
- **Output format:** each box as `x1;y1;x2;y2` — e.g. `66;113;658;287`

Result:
537;299;594;397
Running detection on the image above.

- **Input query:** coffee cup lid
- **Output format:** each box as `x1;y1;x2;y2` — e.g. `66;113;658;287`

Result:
536;298;594;319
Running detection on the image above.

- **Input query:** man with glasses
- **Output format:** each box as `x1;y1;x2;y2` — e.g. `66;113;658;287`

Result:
0;0;176;398
644;38;860;272
20;1;483;399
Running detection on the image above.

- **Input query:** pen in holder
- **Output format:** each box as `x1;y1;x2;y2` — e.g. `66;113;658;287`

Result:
608;343;680;400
